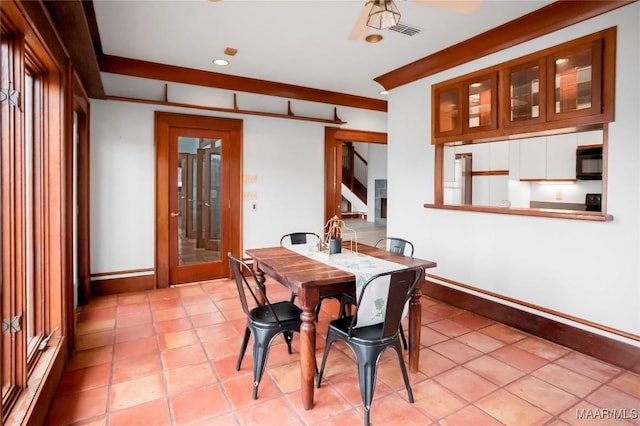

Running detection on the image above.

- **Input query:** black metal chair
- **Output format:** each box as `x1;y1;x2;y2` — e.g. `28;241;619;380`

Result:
316;266;425;426
279;232;321;247
337;237;415;349
280;232;335;319
228;252;302;400
374;237;414;256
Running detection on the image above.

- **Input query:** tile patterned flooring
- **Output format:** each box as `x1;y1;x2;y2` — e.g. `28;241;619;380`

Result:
45;276;640;425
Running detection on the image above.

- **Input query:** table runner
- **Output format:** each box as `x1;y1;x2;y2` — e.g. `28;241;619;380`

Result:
285;244;407;327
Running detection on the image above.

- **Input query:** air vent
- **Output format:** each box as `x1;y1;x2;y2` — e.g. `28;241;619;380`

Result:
389;23;421;36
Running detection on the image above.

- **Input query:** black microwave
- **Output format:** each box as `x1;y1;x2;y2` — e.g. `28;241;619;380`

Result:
576;146;602;180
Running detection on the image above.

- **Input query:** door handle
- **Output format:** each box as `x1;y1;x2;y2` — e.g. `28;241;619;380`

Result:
170;212;180;217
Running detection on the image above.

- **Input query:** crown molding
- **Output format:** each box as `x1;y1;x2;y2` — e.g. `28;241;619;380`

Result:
374;0;634;90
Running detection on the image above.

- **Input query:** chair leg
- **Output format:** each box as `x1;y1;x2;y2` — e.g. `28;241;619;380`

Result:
352;344;384;426
283;331;293;354
316;329;338;388
393;339;414;403
236;327;251;371
250;327;279;400
399;323;408;350
290;292;296;303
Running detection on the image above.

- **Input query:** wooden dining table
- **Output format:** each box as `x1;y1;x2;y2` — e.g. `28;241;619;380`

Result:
245;243;437;410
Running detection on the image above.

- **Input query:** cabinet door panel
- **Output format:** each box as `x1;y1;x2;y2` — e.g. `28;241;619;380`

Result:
433;84;462;138
547;39;603;121
546;133;576;179
502;58;546;127
464;73;497;132
519;137;547;180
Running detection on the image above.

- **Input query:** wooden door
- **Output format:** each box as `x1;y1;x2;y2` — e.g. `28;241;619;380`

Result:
156;113;242;287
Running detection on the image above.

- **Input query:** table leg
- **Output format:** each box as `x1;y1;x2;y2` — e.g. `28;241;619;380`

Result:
408;286;422;373
299;305;316;410
251;261;266;305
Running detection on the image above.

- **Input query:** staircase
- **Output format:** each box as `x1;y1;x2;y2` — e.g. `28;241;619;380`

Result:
342;142;367;217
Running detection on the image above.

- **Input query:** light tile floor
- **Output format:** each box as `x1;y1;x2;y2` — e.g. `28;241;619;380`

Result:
45;278;640;425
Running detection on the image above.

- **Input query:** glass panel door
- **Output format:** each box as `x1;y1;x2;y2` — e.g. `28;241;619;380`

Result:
176;137;222;266
169;130;227;284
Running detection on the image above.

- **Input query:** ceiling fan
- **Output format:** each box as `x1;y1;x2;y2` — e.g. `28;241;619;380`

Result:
349;0;481;40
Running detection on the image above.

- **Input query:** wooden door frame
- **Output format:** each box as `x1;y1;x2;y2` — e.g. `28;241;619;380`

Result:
324;127;387;224
155;112;243;288
73;74;91;306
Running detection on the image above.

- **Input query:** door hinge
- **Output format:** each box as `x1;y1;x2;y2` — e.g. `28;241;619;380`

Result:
0;88;20;107
2;315;22;334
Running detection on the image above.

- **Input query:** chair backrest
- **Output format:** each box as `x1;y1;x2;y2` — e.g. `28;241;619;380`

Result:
350;266;424;338
280;232;321;246
228;252;282;322
375;237;414;257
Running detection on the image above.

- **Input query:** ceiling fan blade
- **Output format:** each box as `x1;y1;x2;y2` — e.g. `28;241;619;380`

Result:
349;1;373;40
410;0;481;15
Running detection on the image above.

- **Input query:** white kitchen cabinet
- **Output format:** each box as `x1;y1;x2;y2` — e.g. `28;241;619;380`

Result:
519;134;576;180
519;137;547;179
443;145;456;182
489;141;510;170
546;133;577;179
472;143;490;171
472;175;509;206
577;129;603;146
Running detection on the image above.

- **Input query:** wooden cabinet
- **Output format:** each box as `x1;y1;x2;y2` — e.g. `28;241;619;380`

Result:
432;28;614;144
464;73;498;132
433;84;462;138
547;38;603;122
433;73;497;140
503;58;546;127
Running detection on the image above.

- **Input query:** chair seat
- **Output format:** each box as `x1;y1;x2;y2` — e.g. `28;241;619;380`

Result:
328;316;398;344
250;302;302;326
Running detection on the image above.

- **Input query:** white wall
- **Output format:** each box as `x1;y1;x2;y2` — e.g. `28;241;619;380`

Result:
90;85;387;276
387;3;640;341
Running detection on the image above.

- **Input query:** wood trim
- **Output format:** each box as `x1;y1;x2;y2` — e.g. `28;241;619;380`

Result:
91;275;155;296
324;127;387;224
105;94;347;125
90;268;154;278
374;0;633;90
424;202;612;222
422;277;640;374
5;338;67;426
43;0;105;98
471;170;509;176
100;55;387;112
74;71;91;305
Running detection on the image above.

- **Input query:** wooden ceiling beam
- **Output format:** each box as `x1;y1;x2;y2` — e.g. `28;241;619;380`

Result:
45;0;105;98
375;0;635;91
99;55;387;112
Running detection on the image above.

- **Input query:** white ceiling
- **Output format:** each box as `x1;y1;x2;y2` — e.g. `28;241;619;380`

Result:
93;0;554;100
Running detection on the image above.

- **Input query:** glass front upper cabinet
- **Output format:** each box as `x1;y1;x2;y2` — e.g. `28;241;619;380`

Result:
503;58;546;127
547;39;603;121
463;73;497;132
433;84;462;138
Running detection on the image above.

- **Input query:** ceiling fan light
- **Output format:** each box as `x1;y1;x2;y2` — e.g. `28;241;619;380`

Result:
367;0;401;30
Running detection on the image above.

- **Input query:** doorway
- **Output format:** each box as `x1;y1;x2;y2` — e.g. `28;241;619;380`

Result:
155;112;242;287
324;127;387;223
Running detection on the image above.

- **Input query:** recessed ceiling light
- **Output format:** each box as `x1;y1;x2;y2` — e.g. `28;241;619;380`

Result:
213;58;229;66
379;90;389;95
365;34;383;44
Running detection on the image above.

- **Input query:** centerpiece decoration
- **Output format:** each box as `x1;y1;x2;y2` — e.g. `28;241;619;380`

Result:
322;215;358;255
